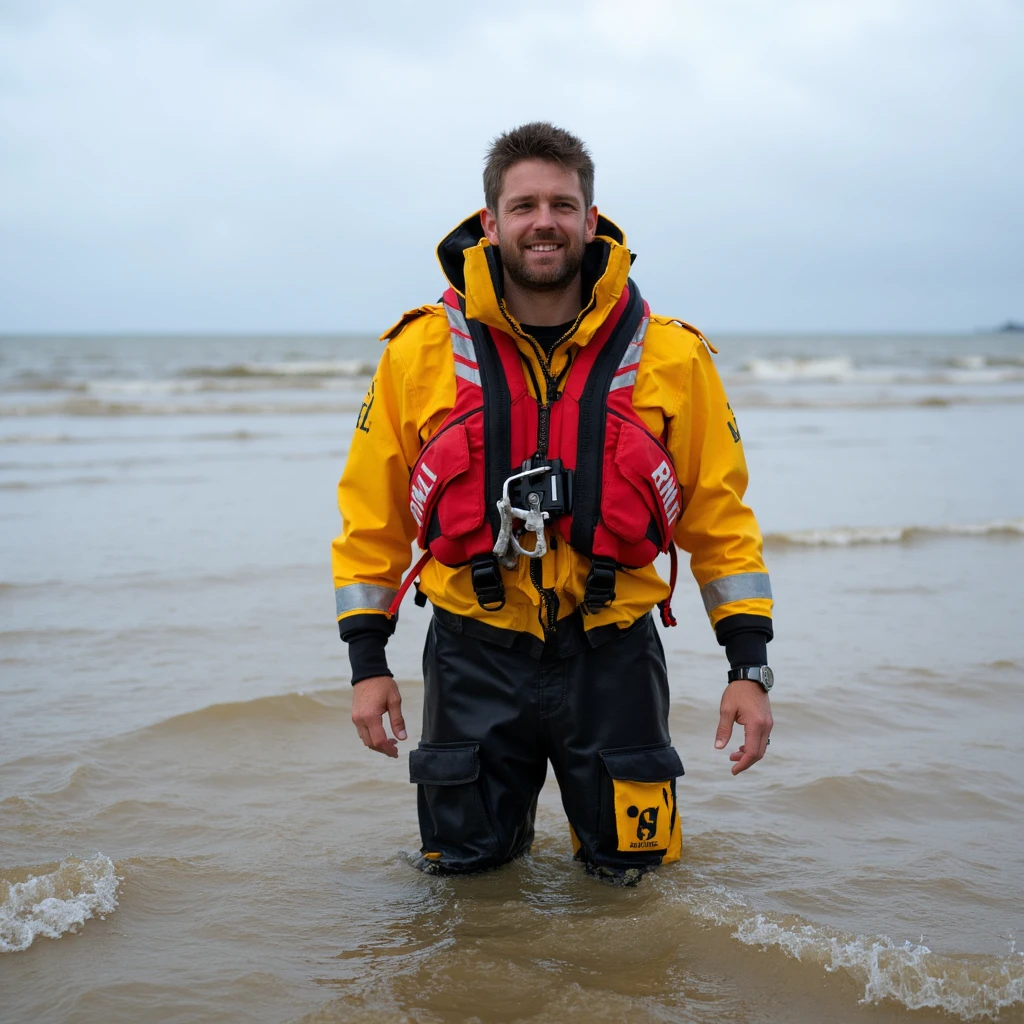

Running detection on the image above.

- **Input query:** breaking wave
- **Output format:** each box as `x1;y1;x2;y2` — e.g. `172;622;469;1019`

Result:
677;877;1024;1020
180;359;375;379
735;356;1024;387
743;356;855;381
0;854;121;953
945;354;1024;369
0;398;358;417
765;519;1024;547
0;432;76;444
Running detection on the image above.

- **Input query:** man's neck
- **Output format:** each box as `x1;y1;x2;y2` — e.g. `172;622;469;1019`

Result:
501;273;583;327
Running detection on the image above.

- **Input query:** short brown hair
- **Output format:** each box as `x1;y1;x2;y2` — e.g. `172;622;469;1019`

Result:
483;122;595;212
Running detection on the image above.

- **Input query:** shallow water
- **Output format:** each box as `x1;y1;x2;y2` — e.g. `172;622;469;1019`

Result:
2;331;1023;1023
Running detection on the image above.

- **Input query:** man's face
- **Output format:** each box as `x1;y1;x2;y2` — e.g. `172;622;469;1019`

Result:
481;159;598;293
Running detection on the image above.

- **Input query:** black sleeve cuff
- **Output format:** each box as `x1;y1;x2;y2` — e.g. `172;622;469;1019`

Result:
347;634;393;684
338;613;395;685
714;613;773;669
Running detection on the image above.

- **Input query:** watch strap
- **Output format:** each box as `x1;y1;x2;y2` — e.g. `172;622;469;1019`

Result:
727;665;773;691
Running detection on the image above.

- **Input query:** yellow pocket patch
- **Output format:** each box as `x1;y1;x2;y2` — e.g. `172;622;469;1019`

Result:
612;779;676;852
568;822;581;856
663;812;683;864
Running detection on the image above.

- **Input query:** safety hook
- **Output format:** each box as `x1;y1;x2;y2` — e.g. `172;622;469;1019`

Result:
493;465;551;569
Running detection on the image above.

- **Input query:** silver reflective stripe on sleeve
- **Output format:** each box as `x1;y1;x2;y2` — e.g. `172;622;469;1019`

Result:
335;583;399;617
700;572;773;613
608;316;649;392
444;303;482;386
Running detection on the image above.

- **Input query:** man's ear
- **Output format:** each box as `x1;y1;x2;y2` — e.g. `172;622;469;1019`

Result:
584;205;598;243
480;207;500;246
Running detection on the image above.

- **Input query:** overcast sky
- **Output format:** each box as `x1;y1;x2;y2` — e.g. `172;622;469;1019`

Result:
0;0;1020;333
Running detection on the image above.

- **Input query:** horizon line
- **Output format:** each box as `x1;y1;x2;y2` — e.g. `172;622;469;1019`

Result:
2;326;1021;339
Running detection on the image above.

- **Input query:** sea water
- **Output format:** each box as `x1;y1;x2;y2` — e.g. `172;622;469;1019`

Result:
1;331;1022;1022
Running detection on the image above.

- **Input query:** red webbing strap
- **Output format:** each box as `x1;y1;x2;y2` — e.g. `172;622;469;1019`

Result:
388;549;434;616
658;545;679;627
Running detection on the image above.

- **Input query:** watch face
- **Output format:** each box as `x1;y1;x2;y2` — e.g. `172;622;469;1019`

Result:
759;666;774;691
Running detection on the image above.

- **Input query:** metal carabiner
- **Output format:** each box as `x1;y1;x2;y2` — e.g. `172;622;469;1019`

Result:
493;465;551;569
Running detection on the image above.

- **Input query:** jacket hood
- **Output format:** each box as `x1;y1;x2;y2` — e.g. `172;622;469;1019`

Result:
436;210;628;297
435;211;634;346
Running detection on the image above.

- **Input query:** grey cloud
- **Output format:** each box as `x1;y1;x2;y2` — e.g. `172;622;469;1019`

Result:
0;0;1020;331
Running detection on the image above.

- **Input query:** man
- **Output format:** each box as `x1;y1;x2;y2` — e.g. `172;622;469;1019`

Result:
332;122;773;882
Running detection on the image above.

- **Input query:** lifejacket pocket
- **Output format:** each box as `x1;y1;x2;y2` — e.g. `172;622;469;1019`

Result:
410;413;487;548
599;417;681;551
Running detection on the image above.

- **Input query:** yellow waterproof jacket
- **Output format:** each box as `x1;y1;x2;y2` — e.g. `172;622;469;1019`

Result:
332;213;772;657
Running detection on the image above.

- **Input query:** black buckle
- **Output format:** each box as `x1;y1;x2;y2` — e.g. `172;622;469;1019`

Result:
583;556;617;613
509;457;573;517
470;555;506;611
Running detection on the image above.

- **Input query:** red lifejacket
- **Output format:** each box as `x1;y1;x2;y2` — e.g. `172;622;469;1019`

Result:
405;280;681;617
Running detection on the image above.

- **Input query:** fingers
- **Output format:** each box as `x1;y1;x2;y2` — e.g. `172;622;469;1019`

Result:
730;717;772;775
351;676;404;758
366;715;399;757
387;688;407;742
716;681;773;775
353;714;398;757
714;707;734;751
730;743;760;775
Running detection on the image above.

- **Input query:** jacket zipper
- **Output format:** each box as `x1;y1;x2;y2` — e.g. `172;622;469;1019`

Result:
498;299;561;637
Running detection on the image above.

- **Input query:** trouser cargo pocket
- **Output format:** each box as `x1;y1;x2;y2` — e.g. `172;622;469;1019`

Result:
408;742;498;871
600;744;684;864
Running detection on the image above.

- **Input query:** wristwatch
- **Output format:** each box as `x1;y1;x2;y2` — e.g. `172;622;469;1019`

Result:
727;665;774;692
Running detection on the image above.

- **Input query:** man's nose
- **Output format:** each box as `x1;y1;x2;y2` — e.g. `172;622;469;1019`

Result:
533;202;556;229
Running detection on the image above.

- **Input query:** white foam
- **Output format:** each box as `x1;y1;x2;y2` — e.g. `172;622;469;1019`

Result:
0;398;353;417
86;379;204;396
0;854;121;953
768;525;907;546
185;359;376;379
676;878;1024;1019
947;354;1024;370
765;519;1024;547
255;360;374;377
950;355;988;370
0;433;74;445
940;368;1024;385
735;356;1024;388
744;356;855;382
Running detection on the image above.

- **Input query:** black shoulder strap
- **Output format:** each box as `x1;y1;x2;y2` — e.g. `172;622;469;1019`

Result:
457;295;512;540
570;279;645;555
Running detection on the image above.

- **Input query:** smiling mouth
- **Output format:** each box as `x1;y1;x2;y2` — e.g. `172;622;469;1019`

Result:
526;243;562;252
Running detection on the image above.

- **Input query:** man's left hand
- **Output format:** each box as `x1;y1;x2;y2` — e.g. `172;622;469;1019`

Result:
715;680;773;775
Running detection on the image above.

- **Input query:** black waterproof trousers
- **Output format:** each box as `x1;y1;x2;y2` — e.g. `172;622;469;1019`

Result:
409;607;685;876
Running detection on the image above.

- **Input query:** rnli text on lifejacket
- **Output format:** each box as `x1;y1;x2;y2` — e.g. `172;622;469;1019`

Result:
651;460;681;524
410;463;438;527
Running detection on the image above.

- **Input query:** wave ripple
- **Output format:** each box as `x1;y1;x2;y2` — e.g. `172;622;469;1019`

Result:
765;518;1024;547
0;854;120;953
678;878;1024;1020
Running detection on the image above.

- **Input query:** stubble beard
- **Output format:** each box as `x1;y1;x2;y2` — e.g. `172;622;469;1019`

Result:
499;230;587;294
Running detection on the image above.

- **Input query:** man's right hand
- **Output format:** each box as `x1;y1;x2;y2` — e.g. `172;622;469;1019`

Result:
351;675;407;758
